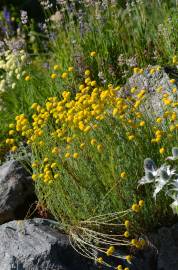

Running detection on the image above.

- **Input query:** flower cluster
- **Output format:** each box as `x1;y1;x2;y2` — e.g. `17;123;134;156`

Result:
6;65;178;180
0;49;27;102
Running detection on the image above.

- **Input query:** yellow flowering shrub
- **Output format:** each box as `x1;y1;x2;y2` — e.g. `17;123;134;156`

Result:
6;65;178;264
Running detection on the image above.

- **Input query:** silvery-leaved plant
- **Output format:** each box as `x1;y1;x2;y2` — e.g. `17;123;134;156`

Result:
138;147;178;214
166;147;178;161
169;194;178;214
153;165;176;199
138;158;158;185
170;178;178;191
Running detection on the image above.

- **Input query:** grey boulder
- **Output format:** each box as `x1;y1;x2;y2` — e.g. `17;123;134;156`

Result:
0;160;35;224
122;65;177;118
0;217;177;270
0;218;99;270
126;222;178;270
150;223;178;270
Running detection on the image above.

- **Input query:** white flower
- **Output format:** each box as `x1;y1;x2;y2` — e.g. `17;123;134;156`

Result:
21;55;27;62
15;68;20;74
16;74;21;80
8;71;13;77
0;79;6;92
12;83;16;89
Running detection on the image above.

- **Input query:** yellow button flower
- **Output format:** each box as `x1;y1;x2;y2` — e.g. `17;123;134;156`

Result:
90;51;96;57
91;139;97;145
133;67;140;74
31;103;38;110
169;79;176;84
163;98;172;105
79;84;85;91
51;73;57;79
9;123;15;128
32;162;38;168
173;55;177;64
112;108;118;117
156;86;162;93
131;204;140;212
54;173;60;179
120;171;126;178
156;117;162;123
85;69;90;76
53;64;60;70
43;157;49;163
123;231;129;238
172;88;177;93
139;121;145;126
25;75;30;81
73;153;79;159
52;147;60;154
128;135;135;141
159;147;165;154
61;72;68;79
32;174;38;181
130;87;136;93
91;80;96;87
124;220;130;228
85;77;91;85
51;163;57;169
131;239;137;246
138;200;144;207
80;143;85;149
106;246;115;256
9;130;15;135
96;257;103;264
97;144;103;152
65;152;71;158
149;68;155;74
68;66;74;72
11;146;17;152
169;125;175;132
125;255;132;263
84;126;91;133
6;138;15;145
